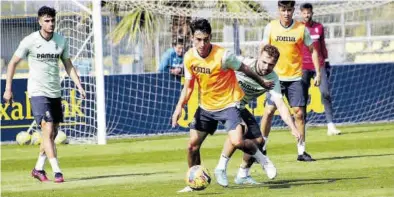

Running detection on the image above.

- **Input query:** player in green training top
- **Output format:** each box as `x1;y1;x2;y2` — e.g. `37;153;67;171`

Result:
3;6;86;183
214;44;301;185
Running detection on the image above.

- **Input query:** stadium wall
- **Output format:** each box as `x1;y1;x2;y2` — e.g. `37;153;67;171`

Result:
1;63;394;142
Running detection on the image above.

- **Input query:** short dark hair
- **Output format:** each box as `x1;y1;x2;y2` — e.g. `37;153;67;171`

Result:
300;3;313;11
190;18;212;35
261;44;280;61
278;1;296;8
173;37;184;46
38;6;56;18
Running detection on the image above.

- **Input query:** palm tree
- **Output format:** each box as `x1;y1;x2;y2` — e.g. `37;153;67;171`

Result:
102;1;268;71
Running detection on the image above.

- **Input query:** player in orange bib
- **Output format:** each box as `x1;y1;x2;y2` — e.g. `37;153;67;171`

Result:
260;1;321;162
172;19;277;192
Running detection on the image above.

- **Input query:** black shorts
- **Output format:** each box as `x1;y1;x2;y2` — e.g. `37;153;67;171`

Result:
240;108;262;139
266;80;305;107
189;106;242;134
30;96;63;125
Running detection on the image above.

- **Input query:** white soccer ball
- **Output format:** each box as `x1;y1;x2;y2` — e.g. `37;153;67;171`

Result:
55;130;68;144
185;165;211;190
30;131;42;145
16;131;31;145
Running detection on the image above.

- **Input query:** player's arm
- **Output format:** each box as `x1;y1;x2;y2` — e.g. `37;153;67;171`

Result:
305;28;321;86
268;75;300;139
320;26;329;61
3;37;29;103
61;40;86;99
272;96;300;140
62;58;86;99
3;55;23;103
320;25;330;68
171;60;195;127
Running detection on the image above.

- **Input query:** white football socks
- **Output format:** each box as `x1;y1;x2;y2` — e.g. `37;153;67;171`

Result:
216;154;230;170
35;153;47;171
297;140;306;155
252;150;267;164
49;158;61;173
262;136;269;151
237;167;250;178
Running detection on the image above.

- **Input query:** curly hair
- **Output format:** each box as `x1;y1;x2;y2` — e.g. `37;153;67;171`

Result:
190;18;212;35
38;6;56;18
261;44;280;61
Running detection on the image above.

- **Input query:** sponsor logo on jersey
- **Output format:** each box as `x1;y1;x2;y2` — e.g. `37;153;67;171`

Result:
37;53;60;59
191;65;211;74
238;80;259;91
275;36;296;42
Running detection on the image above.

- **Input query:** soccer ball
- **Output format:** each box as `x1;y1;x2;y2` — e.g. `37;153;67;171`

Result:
55;130;68;144
30;131;42;145
185;165;211;190
16;131;31;145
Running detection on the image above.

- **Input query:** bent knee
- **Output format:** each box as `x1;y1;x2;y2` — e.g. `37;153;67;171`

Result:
230;138;244;148
187;142;200;153
254;137;263;146
293;108;304;119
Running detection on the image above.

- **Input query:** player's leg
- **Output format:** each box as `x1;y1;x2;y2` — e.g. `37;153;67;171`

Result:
41;97;64;182
228;124;277;180
187;129;209;167
302;69;313;113
319;66;341;135
286;81;315;161
260;92;278;155
178;107;213;192
215;107;276;187
234;109;264;185
52;121;65;183
30;96;51;182
187;107;214;167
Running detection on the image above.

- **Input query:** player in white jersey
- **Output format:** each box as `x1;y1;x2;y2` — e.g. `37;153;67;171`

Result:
3;6;86;183
215;45;301;185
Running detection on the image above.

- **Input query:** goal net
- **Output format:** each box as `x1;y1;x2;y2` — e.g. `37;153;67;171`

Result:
102;0;394;137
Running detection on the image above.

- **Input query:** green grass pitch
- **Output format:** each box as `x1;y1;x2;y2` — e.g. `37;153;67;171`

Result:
2;123;394;197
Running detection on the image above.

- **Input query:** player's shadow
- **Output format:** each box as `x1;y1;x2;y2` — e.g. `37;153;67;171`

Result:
67;171;171;182
317;153;394;161
228;177;367;190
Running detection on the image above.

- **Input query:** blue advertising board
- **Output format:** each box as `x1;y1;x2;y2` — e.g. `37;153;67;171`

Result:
1;63;394;141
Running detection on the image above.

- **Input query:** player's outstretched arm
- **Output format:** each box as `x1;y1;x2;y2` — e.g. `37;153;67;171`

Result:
62;58;86;99
273;97;301;140
309;45;321;86
171;77;195;127
304;27;321;86
238;63;274;90
3;55;23;103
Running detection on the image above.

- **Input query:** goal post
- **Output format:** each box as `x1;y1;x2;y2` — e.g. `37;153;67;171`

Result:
92;0;107;145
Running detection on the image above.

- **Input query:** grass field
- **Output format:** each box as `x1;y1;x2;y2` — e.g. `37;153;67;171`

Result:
2;123;394;197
